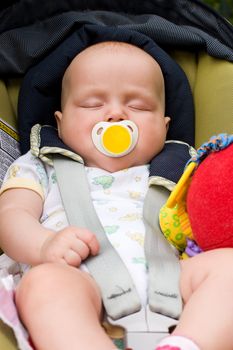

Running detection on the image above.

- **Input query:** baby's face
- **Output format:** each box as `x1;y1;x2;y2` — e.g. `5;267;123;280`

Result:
55;42;170;172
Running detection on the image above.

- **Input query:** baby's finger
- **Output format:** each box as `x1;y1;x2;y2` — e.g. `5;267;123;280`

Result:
63;249;82;267
73;228;100;256
71;238;91;261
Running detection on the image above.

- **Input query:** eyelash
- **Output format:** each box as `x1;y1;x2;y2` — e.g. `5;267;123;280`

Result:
129;105;151;112
78;101;151;111
80;103;103;109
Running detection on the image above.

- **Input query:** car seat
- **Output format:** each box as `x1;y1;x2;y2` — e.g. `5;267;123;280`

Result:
0;1;233;349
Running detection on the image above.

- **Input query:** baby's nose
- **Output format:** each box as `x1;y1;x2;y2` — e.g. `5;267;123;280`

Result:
106;113;126;122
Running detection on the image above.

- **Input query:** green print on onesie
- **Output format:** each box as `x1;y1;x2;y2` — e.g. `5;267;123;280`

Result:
35;163;48;188
104;225;119;235
51;171;57;184
92;175;114;189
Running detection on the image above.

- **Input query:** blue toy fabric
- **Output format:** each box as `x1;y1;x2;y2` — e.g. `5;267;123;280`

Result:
190;133;233;164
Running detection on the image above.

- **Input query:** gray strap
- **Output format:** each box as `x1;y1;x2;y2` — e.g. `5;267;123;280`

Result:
144;185;182;319
53;155;141;320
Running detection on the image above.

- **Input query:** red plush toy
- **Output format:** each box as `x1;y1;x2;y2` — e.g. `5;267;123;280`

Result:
159;133;233;257
187;136;233;251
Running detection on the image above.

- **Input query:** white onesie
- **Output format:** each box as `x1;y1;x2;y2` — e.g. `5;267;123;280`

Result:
0;151;150;305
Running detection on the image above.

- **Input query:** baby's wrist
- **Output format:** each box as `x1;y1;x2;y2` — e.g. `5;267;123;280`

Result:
37;229;56;265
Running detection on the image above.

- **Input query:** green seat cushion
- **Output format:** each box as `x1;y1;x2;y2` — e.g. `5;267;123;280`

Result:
194;53;233;146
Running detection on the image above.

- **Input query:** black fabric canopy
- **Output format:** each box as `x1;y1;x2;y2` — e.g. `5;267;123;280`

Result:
0;0;233;76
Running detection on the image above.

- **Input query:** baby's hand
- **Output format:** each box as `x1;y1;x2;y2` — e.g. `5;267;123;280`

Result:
40;226;99;267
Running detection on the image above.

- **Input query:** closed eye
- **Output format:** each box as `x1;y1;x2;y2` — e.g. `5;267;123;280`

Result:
129;105;152;111
80;104;103;109
127;97;153;111
76;94;104;109
79;101;104;109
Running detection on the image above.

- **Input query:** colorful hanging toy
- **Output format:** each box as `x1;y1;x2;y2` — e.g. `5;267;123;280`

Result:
159;133;233;258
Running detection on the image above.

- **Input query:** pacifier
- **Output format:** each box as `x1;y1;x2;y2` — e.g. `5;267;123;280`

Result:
92;120;138;157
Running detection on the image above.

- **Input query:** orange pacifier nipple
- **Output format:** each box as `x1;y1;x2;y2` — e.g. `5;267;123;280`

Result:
92;120;138;157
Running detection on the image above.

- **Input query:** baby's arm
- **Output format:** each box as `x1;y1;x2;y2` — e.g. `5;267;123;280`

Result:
0;188;99;266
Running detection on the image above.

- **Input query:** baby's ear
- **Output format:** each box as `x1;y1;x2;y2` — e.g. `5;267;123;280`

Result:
165;116;171;131
54;111;62;137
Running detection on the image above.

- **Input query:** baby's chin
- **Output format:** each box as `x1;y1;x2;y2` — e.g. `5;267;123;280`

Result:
85;153;146;172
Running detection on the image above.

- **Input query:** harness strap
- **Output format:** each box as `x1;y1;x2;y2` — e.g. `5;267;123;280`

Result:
53;154;141;320
144;185;182;319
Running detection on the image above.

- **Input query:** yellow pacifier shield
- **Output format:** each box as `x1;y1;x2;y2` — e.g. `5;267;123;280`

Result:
92;120;138;157
102;124;131;155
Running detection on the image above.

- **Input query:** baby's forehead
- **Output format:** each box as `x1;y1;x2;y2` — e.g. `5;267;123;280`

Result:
65;41;161;75
60;41;165;109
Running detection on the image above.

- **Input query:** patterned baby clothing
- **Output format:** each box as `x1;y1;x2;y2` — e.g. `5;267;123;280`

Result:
0;151;150;305
85;165;150;306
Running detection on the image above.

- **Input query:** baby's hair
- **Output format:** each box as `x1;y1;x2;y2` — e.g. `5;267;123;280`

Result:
82;40;142;53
